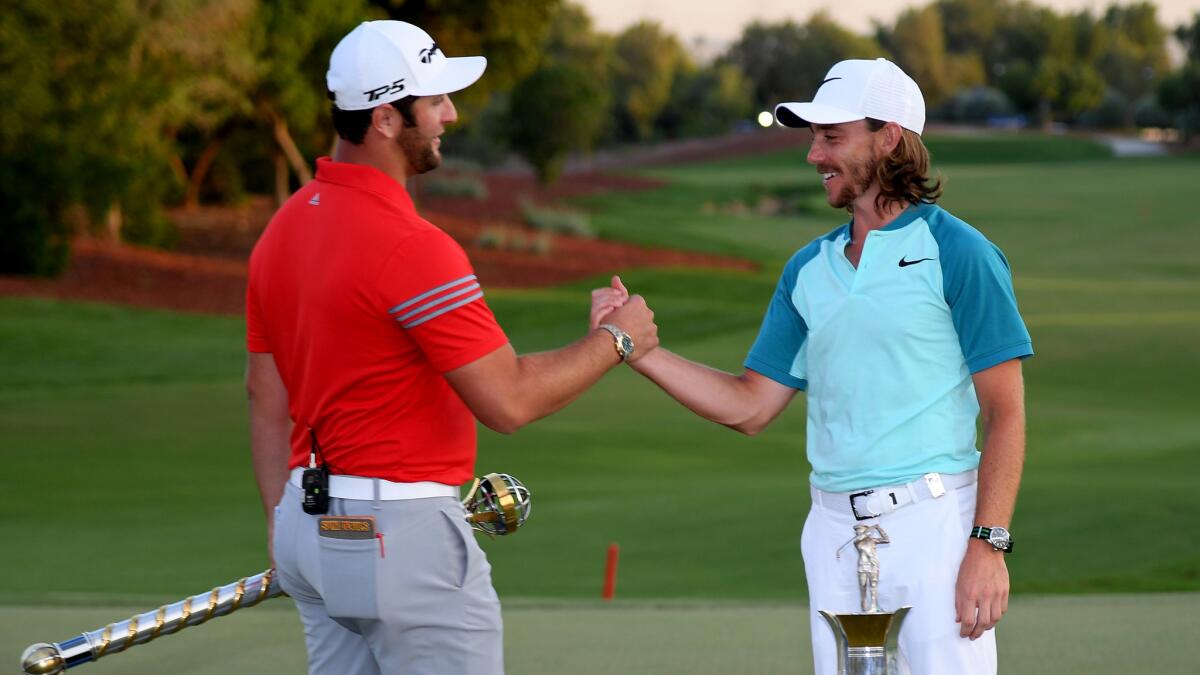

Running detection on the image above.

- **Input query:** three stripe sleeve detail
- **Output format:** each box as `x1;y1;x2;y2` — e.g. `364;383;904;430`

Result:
388;275;483;329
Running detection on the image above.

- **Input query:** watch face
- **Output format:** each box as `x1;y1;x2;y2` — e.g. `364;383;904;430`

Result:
988;527;1011;547
619;335;634;356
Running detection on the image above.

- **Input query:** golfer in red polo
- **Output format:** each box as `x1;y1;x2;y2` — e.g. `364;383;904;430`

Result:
246;20;658;675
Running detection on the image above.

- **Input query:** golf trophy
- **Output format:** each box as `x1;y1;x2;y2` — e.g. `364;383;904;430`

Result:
820;524;910;675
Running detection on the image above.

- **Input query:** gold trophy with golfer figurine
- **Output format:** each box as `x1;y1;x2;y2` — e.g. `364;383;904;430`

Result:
21;473;531;675
820;524;911;675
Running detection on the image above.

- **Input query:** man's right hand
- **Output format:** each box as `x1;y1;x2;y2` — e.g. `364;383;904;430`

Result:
598;291;658;363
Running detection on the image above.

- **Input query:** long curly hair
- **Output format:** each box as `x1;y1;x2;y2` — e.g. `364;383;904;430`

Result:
866;118;942;212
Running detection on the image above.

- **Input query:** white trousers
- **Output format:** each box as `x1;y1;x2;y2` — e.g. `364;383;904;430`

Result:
802;480;997;675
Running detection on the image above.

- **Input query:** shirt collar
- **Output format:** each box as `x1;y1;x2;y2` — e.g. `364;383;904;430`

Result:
314;157;415;212
845;202;936;242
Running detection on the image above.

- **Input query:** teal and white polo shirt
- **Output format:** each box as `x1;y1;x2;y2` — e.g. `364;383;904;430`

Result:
745;202;1033;492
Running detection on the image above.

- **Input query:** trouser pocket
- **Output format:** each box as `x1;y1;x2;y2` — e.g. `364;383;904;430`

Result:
317;524;380;620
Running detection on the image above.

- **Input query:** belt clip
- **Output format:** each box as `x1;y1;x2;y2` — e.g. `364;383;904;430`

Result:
923;472;946;498
849;490;876;521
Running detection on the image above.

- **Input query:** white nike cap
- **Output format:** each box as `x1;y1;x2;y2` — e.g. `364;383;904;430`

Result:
774;58;925;135
327;21;487;111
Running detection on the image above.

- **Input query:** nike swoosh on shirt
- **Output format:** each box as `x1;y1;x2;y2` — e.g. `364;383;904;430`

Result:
821;77;842;86
898;257;936;267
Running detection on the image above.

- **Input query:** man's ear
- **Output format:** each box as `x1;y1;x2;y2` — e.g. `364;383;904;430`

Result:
877;121;903;156
371;105;402;140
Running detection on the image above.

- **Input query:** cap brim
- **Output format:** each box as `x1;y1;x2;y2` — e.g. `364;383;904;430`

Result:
774;102;864;128
410;56;487;97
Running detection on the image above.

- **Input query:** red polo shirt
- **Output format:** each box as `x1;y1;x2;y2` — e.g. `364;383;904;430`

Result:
247;157;509;484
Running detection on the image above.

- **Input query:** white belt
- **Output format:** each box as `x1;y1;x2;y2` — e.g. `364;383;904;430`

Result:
289;467;458;501
810;470;977;521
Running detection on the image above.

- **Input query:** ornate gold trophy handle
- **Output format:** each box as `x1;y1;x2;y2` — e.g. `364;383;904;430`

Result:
22;472;531;674
21;568;282;674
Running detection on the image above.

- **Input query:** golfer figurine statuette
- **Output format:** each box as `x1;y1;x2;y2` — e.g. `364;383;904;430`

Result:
819;524;910;675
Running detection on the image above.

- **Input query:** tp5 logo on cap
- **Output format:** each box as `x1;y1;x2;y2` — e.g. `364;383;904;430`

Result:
364;79;406;103
327;21;486;111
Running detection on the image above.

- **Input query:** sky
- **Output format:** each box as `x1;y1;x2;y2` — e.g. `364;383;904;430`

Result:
575;0;1200;46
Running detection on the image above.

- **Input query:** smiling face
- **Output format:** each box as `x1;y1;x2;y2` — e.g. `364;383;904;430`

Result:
806;121;882;210
396;94;458;175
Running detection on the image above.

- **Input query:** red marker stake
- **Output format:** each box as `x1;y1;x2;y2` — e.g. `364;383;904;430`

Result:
602;542;619;601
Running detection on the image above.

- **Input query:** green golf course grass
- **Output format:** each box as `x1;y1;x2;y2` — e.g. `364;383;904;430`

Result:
5;594;1197;674
3;132;1198;671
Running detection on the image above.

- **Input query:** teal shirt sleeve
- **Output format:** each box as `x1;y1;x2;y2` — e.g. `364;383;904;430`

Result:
937;223;1034;373
744;246;815;390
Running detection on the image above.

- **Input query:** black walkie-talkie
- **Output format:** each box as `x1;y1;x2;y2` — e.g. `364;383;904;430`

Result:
302;428;330;515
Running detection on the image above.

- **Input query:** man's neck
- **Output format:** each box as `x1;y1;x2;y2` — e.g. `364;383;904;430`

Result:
849;189;907;241
332;139;413;184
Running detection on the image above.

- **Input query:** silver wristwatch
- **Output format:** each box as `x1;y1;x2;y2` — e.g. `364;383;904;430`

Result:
970;526;1013;553
598;323;634;361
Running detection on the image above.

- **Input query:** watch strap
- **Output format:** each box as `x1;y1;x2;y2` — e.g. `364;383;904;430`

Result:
970;526;1013;553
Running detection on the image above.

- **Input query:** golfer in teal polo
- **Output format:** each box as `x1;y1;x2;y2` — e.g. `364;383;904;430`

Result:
592;58;1032;674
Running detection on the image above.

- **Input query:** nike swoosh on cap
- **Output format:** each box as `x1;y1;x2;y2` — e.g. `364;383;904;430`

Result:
821;77;842;86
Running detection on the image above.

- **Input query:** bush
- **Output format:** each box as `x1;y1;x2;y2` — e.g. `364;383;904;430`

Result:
507;64;607;184
520;200;594;238
934;87;1017;124
1077;89;1130;129
421;174;489;200
1134;96;1172;129
0;153;71;275
475;226;553;255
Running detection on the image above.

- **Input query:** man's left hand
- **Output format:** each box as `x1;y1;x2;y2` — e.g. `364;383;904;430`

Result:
955;539;1010;639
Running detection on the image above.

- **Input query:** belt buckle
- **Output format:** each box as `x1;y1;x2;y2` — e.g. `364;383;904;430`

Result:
849;490;876;521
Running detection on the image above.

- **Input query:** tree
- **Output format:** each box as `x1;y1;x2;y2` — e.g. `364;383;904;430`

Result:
246;1;374;203
371;0;562;118
888;6;953;105
1092;3;1170;127
146;0;261;210
722;13;885;110
507;63;606;183
0;0;189;272
610;21;686;141
1031;57;1106;123
658;63;754;138
1157;12;1200;139
541;2;613;82
935;0;1001;56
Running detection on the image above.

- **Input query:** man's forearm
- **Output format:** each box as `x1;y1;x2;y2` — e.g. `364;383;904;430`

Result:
972;406;1025;527
967;359;1027;527
510;329;622;425
630;348;787;434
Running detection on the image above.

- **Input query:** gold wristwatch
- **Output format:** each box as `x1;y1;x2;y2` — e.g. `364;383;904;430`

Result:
598;323;634;361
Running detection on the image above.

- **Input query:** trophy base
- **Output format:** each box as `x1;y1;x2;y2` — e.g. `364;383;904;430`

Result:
819;607;911;675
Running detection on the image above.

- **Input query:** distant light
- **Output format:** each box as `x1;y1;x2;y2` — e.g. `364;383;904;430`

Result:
757;111;774;128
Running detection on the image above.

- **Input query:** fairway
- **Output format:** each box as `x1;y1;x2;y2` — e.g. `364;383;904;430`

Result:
3;132;1199;671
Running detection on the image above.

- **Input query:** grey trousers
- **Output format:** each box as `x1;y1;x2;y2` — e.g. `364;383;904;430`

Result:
274;482;504;674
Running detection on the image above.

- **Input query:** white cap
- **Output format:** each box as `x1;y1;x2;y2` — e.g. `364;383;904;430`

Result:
775;58;925;135
326;21;487;111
